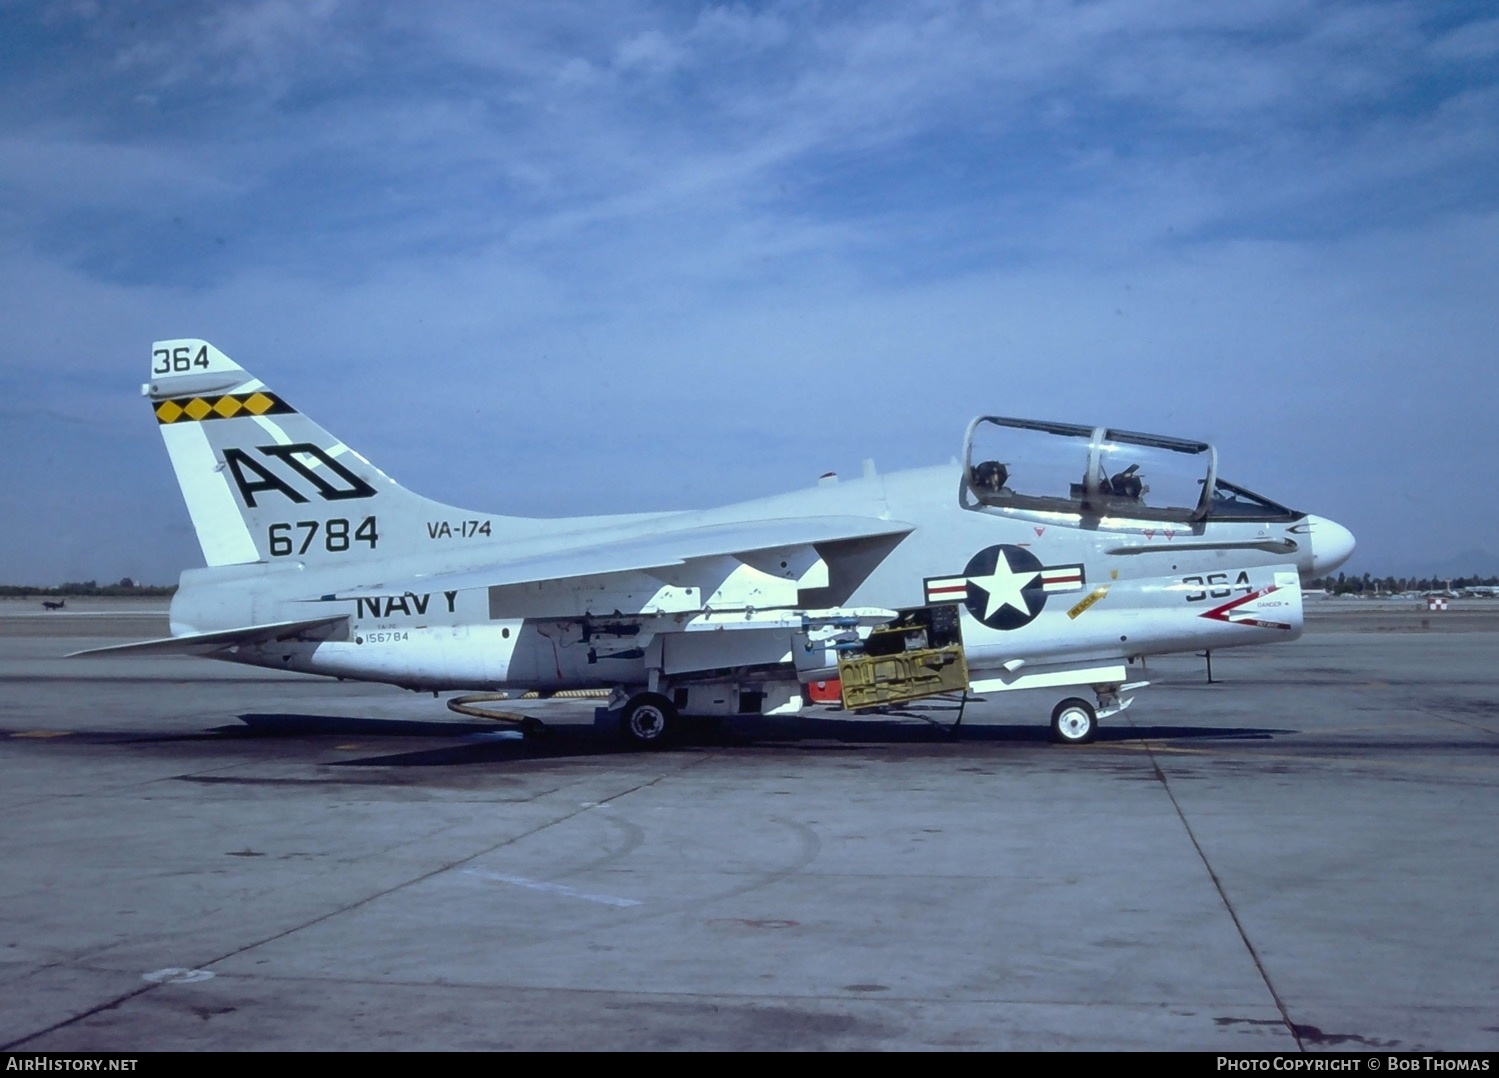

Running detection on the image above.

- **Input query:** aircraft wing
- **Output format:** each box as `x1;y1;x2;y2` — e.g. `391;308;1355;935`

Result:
69;615;350;658
322;515;914;600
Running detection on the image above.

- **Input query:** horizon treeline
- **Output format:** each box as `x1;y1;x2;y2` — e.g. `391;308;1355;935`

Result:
1310;572;1499;595
0;578;176;597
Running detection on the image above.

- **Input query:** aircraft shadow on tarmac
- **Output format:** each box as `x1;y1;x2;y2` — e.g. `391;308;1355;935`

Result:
226;707;1293;769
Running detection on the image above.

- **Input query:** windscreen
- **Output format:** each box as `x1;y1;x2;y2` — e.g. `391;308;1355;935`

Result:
1208;478;1300;520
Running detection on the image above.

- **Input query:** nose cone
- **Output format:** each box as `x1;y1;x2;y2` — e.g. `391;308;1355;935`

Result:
1305;515;1356;578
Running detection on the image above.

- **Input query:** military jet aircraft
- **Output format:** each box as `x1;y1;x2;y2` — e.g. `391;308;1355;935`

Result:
79;339;1355;746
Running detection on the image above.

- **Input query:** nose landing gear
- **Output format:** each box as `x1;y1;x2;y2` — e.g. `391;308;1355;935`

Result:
1048;680;1148;744
1050;698;1098;744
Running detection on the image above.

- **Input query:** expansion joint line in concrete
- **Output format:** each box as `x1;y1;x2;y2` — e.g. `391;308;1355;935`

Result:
1136;735;1306;1053
1;765;691;1050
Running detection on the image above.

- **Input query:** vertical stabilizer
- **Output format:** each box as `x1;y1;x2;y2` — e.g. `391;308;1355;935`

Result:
147;339;484;568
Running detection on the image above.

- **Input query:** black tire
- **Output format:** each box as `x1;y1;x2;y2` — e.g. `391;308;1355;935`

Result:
620;693;677;748
1050;697;1097;744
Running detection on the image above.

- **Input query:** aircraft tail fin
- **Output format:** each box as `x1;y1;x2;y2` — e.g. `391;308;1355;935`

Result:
147;339;483;568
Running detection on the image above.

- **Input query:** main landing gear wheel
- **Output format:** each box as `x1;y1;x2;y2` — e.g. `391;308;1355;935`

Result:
1050;697;1098;745
620;693;677;749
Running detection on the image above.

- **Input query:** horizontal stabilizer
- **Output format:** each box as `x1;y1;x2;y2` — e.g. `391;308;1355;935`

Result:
69;615;349;658
318;515;915;600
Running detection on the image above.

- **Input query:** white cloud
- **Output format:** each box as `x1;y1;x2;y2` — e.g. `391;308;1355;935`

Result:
615;29;682;76
0;131;242;211
1430;15;1499;62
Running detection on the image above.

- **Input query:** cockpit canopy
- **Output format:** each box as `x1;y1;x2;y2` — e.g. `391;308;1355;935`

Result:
963;416;1299;523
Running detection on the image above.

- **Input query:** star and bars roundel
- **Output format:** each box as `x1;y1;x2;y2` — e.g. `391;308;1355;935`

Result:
923;545;1086;631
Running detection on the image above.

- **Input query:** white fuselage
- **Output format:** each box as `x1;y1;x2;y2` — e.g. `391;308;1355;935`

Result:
170;462;1338;697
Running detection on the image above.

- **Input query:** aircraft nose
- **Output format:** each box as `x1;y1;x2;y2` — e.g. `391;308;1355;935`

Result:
1306;515;1356;577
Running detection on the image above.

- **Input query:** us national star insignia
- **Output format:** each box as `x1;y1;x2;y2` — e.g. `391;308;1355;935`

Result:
924;545;1085;631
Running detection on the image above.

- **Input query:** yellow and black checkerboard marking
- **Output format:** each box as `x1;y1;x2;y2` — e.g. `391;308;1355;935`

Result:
154;391;294;425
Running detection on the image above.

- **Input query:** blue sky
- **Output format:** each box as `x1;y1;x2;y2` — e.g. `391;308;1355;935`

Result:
2;1;1497;584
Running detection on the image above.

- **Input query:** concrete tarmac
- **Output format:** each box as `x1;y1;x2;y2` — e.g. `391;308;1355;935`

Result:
1;598;1497;1051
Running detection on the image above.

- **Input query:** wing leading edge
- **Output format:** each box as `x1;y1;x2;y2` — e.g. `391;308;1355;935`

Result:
318;515;915;600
